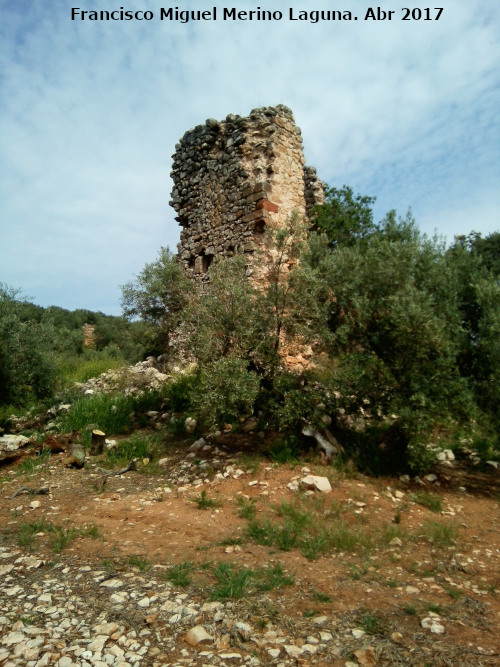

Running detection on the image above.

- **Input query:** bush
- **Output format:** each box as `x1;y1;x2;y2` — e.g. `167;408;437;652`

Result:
59;391;161;445
191;356;260;428
0;285;57;405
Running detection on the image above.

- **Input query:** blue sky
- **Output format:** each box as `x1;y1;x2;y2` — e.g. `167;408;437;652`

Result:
1;0;499;314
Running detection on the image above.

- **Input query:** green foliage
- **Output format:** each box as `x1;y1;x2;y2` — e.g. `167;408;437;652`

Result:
118;192;499;473
16;519;99;553
56;350;126;386
182;254;272;366
121;246;193;354
267;437;301;464
420;519;460;546
209;561;294;600
162;372;196;412
59;392;161;445
164;560;194;587
408;491;442;513
312;185;377;249
192;490;222;510
17;448;51;475
105;433;161;466
126;554;152;572
236;496;257;520
190;356;260;428
210;562;255;600
0;285;57;405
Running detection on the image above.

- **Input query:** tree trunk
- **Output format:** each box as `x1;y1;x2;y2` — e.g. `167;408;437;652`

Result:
90;430;106;456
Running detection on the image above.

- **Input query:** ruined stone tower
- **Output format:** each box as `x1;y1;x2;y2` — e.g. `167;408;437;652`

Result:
170;105;325;282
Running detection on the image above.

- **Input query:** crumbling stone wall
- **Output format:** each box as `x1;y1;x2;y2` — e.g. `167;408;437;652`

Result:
170;105;325;282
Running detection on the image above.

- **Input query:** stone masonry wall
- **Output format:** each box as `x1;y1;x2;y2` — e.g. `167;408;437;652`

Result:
170;105;325;282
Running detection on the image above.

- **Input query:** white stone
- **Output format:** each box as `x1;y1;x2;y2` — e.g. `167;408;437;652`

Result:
300;475;332;493
87;635;109;651
100;578;123;589
184;626;213;646
284;645;303;658
351;628;366;639
421;617;445;634
185;417;197;433
2;632;25;646
312;615;329;626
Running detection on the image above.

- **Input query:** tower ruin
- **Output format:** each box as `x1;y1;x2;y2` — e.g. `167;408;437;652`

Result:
170;105;325;281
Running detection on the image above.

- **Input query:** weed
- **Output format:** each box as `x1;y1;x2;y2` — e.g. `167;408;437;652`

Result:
444;586;462;600
360;613;382;635
238;454;261;476
267;439;300;464
329;522;371;552
102;558;117;575
427;603;445;615
274;501;312;531
57;352;126;386
482;581;498;595
409;491;442;513
382;577;402;589
165;560;194;587
199;560;213;570
275;523;299;551
311;590;332;603
17;519;99;553
245;519;277;546
17;518;53;549
348;563;369;580
59;392;161;446
300;531;332;561
81;523;100;539
209;561;293;600
421;519;459;546
236;496;257;520
303;609;319;618
18;615;36;625
17;448;51;475
381;524;408;545
256;563;294;591
193;490;222;510
50;527;80;554
211;562;254;600
127;555;151;572
403;604;417;616
105;433;161;467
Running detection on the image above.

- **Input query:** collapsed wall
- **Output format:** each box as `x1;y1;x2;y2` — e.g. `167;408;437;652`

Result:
170;105;325;282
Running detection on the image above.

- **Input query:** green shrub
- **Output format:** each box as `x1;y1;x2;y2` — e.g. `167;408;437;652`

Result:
59;392;161;446
191;356;260;428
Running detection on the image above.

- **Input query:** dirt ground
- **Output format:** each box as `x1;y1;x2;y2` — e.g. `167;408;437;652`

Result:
1;433;499;666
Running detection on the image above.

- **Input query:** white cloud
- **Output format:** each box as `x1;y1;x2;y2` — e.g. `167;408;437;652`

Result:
1;0;499;313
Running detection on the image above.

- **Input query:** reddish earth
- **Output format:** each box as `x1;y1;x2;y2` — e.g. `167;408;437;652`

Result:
1;433;499;665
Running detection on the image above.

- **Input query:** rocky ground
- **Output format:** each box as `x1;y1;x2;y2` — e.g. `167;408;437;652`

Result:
1;431;499;667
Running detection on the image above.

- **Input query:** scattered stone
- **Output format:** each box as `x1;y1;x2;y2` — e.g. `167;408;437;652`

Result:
284;644;303;658
300;475;332;493
184;625;213;646
185;417;197;434
421;615;445;634
99;578;124;589
354;647;376;667
351;628;366;639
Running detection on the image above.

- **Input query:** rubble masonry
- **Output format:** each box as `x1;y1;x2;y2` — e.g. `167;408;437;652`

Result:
170;105;325;282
